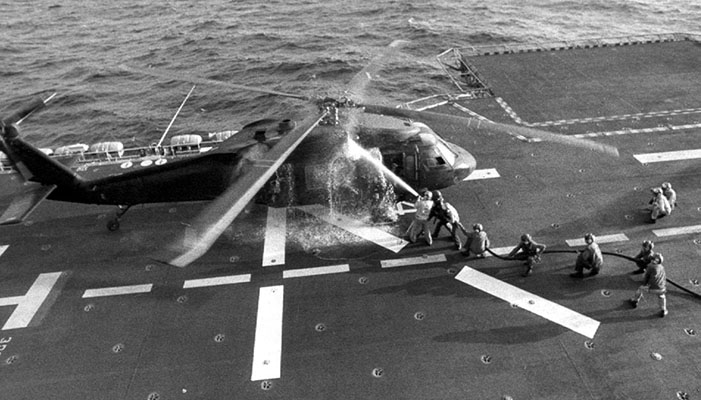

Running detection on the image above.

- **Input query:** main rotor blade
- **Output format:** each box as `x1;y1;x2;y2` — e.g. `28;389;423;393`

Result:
344;40;408;104
120;65;311;101
1;93;55;127
360;104;620;157
165;110;326;268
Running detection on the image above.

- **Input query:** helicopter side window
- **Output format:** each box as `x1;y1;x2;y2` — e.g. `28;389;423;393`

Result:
434;141;457;166
422;149;447;169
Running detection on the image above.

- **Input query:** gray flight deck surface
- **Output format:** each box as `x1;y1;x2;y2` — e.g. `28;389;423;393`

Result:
0;37;700;399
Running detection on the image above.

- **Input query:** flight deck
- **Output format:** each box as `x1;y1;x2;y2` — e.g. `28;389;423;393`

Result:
0;35;700;399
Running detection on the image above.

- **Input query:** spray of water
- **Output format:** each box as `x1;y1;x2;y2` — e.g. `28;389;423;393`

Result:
345;137;419;197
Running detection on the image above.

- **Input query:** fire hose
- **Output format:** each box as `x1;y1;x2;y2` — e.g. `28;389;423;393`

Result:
485;247;700;299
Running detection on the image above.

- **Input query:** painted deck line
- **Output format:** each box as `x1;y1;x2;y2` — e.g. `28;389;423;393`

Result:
183;274;251;289
565;233;629;247
0;245;8;258
464;168;500;181
633;149;701;164
283;264;350;279
455;266;600;339
653;225;701;237
82;284;153;298
381;254;447;268
296;205;408;253
263;207;287;267
2;272;64;330
251;285;284;381
485;246;513;257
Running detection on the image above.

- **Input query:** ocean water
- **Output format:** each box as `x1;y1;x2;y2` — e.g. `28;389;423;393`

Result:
2;0;700;148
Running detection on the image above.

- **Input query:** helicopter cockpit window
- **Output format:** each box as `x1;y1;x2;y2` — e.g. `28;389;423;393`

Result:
434;140;457;166
422;148;447;168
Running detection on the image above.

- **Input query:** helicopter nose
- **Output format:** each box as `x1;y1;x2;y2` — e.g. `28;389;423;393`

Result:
452;148;477;183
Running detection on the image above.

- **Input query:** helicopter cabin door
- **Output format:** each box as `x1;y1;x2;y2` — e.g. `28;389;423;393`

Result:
383;151;418;189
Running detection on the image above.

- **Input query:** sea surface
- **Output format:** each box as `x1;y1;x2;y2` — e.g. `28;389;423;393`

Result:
2;0;700;148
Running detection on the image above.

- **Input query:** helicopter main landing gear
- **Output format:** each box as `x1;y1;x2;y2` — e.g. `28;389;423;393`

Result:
107;205;132;231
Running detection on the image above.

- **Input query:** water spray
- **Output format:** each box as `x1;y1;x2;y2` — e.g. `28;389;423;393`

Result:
345;137;419;197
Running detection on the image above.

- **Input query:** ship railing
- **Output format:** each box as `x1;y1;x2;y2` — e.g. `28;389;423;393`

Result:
58;139;224;166
457;33;701;56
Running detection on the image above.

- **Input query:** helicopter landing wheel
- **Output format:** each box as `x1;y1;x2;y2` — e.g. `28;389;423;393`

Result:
107;218;120;232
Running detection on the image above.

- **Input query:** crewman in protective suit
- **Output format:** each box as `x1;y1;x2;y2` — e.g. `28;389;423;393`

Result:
430;190;468;250
649;187;671;223
661;182;677;211
508;233;546;277
632;240;656;275
570;233;604;278
463;223;490;258
408;189;434;246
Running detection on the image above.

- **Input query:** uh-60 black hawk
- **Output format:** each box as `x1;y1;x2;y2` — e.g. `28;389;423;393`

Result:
0;46;618;268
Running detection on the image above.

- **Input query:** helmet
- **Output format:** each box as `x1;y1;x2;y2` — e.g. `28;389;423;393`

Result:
473;223;483;231
584;233;595;243
424;191;433;199
433;190;443;200
661;182;672;189
651;187;662;194
652;253;663;264
520;233;532;242
642;240;654;249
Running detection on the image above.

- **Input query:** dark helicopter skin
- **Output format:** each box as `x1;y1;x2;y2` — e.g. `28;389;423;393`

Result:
0;98;476;230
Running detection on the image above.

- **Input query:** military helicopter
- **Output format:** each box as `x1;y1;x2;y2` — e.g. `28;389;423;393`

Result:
0;44;618;268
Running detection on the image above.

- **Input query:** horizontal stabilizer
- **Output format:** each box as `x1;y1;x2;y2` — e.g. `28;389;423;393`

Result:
0;183;57;225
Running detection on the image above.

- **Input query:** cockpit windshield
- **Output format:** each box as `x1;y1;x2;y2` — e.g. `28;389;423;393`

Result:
434;140;457;166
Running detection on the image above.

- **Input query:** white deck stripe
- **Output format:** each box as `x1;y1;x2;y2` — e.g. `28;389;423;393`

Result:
485;246;513;257
634;149;701;164
251;285;284;381
464;168;500;181
2;272;64;330
565;233;629;247
82;284;153;298
381;254;446;268
653;225;701;237
263;207;287;267
283;264;349;279
296;205;408;253
0;245;8;258
455;267;600;339
183;274;251;289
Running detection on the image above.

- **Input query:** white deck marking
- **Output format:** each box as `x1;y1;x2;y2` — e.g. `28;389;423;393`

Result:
183;274;251;289
263;207;287;267
0;245;8;258
484;246;513;257
455;267;600;339
633;149;701;164
1;272;64;330
82;284;153;298
653;224;701;237
296;205;408;253
283;264;349;279
251;285;284;381
565;233;629;247
381;254;447;268
464;168;500;181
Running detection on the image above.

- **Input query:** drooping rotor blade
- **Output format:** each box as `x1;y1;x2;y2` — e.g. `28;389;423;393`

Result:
344;40;408;104
164;110;327;268
1;93;56;127
119;65;311;101
360;104;620;157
